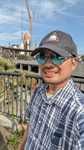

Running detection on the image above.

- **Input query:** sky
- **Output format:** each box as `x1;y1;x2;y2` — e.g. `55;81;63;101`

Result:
0;0;84;55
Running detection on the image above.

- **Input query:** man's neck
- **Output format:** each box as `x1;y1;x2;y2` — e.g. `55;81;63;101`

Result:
47;79;70;95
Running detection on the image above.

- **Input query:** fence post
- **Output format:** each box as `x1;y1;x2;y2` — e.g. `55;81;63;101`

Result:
0;75;2;91
20;73;23;123
24;75;28;122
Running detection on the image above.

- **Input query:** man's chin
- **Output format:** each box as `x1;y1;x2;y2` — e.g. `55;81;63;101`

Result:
43;79;58;84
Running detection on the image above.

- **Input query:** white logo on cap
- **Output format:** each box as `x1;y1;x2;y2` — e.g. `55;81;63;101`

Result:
46;32;59;42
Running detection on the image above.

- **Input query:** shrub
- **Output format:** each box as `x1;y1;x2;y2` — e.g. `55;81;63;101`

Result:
18;70;36;89
17;54;28;60
8;129;25;150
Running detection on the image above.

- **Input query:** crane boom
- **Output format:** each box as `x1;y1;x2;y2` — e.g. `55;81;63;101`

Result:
25;0;33;50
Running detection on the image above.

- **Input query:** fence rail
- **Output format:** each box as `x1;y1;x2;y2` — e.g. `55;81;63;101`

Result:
0;71;23;122
0;71;84;122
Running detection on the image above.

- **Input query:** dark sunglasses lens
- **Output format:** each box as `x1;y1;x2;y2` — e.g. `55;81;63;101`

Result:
36;54;46;64
51;54;60;65
59;57;65;64
50;54;65;65
37;53;65;65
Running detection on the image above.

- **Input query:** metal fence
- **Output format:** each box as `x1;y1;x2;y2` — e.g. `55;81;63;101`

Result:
0;71;43;122
0;71;23;122
0;71;84;123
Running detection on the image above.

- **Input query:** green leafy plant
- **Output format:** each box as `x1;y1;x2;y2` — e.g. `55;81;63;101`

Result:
0;57;16;72
81;55;84;61
18;70;36;88
8;136;19;150
17;54;28;60
8;129;25;150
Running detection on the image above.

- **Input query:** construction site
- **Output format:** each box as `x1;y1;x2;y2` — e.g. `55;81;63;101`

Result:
0;0;36;59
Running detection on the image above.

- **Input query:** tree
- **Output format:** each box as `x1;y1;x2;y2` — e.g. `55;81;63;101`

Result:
0;58;16;72
81;55;84;61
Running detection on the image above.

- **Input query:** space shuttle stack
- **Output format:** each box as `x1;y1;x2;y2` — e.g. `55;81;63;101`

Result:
24;33;29;49
20;33;30;55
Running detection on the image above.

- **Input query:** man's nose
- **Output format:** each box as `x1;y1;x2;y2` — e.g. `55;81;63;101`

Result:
44;56;53;66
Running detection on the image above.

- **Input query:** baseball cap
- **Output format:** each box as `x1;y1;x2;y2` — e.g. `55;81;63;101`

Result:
31;30;77;57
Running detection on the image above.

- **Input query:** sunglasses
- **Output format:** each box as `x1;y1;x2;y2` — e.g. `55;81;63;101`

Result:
36;53;73;65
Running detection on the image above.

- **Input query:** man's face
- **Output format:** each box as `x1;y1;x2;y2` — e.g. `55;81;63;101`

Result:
38;49;77;86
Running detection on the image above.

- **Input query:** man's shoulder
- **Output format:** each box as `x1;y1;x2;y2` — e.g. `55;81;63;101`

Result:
74;88;84;130
38;82;47;89
74;86;84;106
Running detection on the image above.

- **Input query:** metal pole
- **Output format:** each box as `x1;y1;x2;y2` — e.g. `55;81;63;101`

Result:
20;73;23;123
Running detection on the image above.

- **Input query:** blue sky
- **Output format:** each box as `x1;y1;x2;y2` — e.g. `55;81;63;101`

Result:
0;0;84;55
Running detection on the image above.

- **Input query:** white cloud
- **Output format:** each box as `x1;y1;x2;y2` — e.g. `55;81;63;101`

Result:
29;0;72;19
30;0;82;18
0;32;20;41
0;0;83;49
64;0;80;6
0;0;80;26
0;1;28;25
0;24;31;43
0;0;81;25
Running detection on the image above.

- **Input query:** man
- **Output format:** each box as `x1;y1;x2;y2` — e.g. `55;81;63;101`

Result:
18;30;84;150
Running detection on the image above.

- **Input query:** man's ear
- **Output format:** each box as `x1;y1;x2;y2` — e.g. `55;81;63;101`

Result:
72;57;77;71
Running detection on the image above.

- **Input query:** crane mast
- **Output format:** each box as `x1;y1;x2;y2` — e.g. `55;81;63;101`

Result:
25;0;33;50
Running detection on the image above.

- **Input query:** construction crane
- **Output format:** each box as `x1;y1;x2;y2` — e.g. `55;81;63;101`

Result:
21;0;23;41
25;0;34;50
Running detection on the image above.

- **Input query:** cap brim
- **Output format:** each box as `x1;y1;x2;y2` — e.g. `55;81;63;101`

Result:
31;43;71;57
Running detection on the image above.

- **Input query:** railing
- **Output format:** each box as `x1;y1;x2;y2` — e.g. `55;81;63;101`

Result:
0;71;84;123
71;75;84;92
0;71;43;122
0;71;23;122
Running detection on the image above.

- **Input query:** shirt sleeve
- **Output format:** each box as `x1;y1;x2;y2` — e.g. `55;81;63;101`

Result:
75;111;84;149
